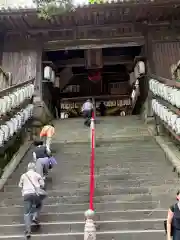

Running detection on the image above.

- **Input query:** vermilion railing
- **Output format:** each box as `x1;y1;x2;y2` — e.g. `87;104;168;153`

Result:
89;110;95;210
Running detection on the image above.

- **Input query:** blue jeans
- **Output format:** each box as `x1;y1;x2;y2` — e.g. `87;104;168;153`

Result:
83;110;92;126
23;194;42;233
36;158;49;178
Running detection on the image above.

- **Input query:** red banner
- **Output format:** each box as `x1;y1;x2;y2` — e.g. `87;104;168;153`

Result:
88;71;101;82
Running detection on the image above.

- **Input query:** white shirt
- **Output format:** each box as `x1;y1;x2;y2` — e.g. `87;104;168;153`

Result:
18;170;44;196
82;101;93;112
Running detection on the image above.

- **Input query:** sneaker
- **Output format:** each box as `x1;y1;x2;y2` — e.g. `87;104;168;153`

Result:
25;231;31;239
32;218;40;225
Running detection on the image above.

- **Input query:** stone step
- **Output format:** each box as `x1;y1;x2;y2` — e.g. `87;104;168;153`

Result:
7;165;169;176
0;192;175;207
0;192;163;204
0;231;165;240
0;187;176;202
0;201;160;215
0;186;151;198
0;210;167;224
0;116;177;239
12;161;168;169
7;167;174;182
0;219;165;236
6;171;177;187
4;178;179;192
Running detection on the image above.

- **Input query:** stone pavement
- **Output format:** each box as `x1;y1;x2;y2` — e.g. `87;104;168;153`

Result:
0;116;179;239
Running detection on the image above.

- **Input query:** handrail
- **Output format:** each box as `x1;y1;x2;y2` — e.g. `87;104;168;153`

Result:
84;110;96;240
0;78;35;98
150;93;180;117
150;74;180;89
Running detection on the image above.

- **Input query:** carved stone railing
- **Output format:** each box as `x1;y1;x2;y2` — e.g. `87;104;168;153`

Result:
0;78;35;176
149;75;180;142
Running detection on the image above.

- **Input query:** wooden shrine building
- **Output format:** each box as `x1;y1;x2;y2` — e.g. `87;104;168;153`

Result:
0;0;180;117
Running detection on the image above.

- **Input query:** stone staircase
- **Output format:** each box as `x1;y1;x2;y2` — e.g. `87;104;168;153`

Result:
0;116;179;239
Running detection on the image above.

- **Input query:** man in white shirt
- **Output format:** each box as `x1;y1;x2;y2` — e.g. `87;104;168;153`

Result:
19;162;45;239
81;99;93;127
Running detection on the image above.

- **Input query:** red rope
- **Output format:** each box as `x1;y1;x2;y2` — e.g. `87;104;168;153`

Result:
89;112;95;210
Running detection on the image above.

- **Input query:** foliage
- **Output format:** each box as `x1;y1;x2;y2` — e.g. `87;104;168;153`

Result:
88;0;105;4
33;0;75;19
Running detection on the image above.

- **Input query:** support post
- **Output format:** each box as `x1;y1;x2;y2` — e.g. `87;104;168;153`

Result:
84;209;96;240
85;115;96;240
154;114;160;136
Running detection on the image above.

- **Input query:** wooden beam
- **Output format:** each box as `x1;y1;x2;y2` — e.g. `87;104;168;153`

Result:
55;61;133;68
6;23;141;34
61;94;130;102
44;37;144;51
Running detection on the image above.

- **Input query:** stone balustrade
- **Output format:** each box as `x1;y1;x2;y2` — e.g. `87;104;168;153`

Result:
149;78;180;138
0;78;35;175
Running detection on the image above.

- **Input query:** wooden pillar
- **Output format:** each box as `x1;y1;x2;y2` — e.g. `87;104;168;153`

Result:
35;46;43;99
0;33;4;66
143;26;155;117
85;49;103;69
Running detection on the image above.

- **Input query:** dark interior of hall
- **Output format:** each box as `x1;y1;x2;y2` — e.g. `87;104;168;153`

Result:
42;45;142;99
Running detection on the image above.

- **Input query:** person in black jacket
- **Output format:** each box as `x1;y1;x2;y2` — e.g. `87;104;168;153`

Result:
33;140;51;178
167;191;180;240
99;101;106;116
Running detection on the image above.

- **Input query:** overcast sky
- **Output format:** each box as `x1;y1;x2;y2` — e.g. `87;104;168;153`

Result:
0;0;88;8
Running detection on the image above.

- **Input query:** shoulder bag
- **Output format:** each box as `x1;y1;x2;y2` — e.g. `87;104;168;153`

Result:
25;173;47;199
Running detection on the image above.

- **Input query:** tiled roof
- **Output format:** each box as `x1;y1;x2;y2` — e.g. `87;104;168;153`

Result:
0;0;171;13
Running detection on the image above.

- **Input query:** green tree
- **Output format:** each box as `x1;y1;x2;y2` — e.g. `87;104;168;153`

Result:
33;0;75;19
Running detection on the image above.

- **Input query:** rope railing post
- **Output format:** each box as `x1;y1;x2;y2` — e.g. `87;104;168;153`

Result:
84;110;96;240
90;112;95;210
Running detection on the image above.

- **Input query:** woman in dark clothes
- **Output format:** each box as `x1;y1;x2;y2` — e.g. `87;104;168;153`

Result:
167;191;180;240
